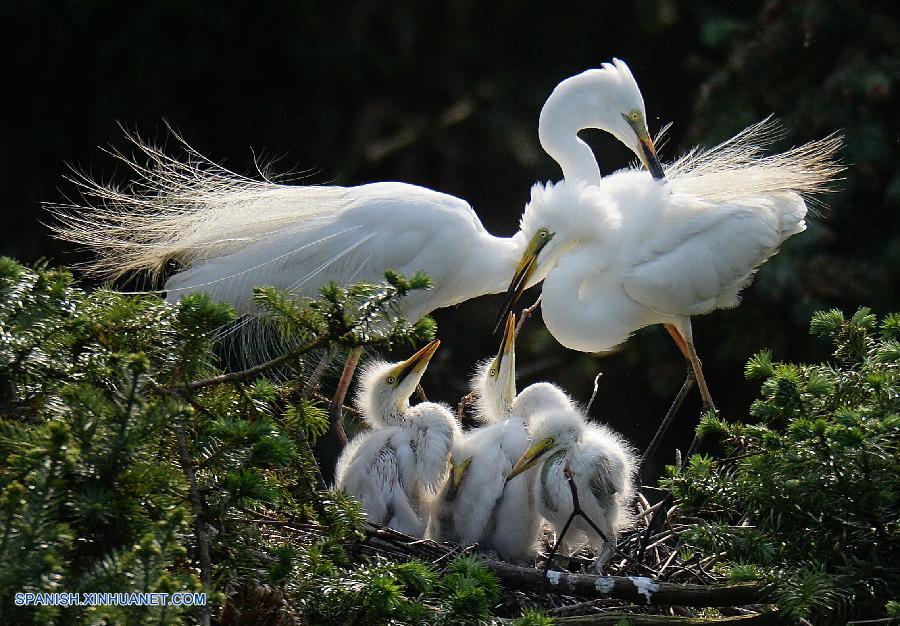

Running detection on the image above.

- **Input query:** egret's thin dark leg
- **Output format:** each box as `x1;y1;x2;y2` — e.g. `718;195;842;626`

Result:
329;346;362;447
639;362;695;482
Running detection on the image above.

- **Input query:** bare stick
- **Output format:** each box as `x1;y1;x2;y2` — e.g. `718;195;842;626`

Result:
543;462;611;574
484;558;772;607
514;294;542;337
457;391;476;423
176;427;212;626
329;347;362;447
301;348;333;399
184;334;331;391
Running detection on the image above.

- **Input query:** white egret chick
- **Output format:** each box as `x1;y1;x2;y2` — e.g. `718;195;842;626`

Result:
432;314;573;561
506;407;638;571
335;340;458;536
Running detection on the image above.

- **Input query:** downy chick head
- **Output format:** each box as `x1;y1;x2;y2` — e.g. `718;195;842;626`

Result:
506;407;585;482
355;340;440;428
472;312;517;424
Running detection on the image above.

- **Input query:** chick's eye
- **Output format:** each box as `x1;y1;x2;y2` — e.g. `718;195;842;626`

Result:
546;437;555;445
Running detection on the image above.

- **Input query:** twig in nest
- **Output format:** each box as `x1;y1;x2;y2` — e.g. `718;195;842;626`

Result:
301;348;333;399
514;295;542;337
457;391;476;422
543;461;611;574
585;372;604;416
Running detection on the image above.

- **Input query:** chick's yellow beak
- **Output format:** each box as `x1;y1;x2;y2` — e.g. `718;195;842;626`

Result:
392;339;441;384
506;437;554;482
496;312;516;362
451;457;472;489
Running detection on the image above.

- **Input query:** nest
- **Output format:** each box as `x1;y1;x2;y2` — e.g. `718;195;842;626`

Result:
245;491;777;624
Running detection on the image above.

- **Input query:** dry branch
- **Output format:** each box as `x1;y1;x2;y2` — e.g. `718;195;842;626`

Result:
483;559;770;607
550;608;779;624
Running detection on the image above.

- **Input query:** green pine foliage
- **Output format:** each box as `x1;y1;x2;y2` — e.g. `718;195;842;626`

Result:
0;258;543;624
665;307;900;623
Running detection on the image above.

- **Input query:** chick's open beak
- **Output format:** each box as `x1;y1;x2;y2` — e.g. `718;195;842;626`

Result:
393;339;441;384
506;438;554;482
496;312;516;363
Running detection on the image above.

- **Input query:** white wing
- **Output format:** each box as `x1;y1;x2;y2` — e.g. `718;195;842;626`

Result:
335;427;404;525
622;191;806;316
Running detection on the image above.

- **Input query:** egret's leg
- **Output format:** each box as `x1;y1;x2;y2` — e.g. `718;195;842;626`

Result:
666;320;716;412
639;363;695;481
329;346;363;447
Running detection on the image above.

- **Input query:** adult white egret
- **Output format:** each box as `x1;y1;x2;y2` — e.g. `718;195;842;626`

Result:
334;340;458;536
505;406;638;570
49;60;662;322
432;314;574;561
497;120;843;410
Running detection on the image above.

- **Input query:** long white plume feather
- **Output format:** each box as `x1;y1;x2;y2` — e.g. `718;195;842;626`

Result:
48;128;348;282
664;117;844;205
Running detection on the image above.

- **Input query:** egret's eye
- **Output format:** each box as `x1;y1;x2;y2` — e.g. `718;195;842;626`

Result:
386;375;397;385
538;228;549;238
629;111;640;122
489;368;497;377
546;436;555;445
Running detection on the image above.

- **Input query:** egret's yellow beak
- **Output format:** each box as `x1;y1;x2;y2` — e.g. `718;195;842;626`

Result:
623;113;665;180
494;230;554;332
506;437;555;482
638;135;665;181
391;339;441;385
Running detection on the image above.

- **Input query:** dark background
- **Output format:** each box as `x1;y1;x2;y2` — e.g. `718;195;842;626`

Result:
2;0;898;480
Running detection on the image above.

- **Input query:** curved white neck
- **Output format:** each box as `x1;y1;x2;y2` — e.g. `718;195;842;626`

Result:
538;80;607;185
539;118;602;185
